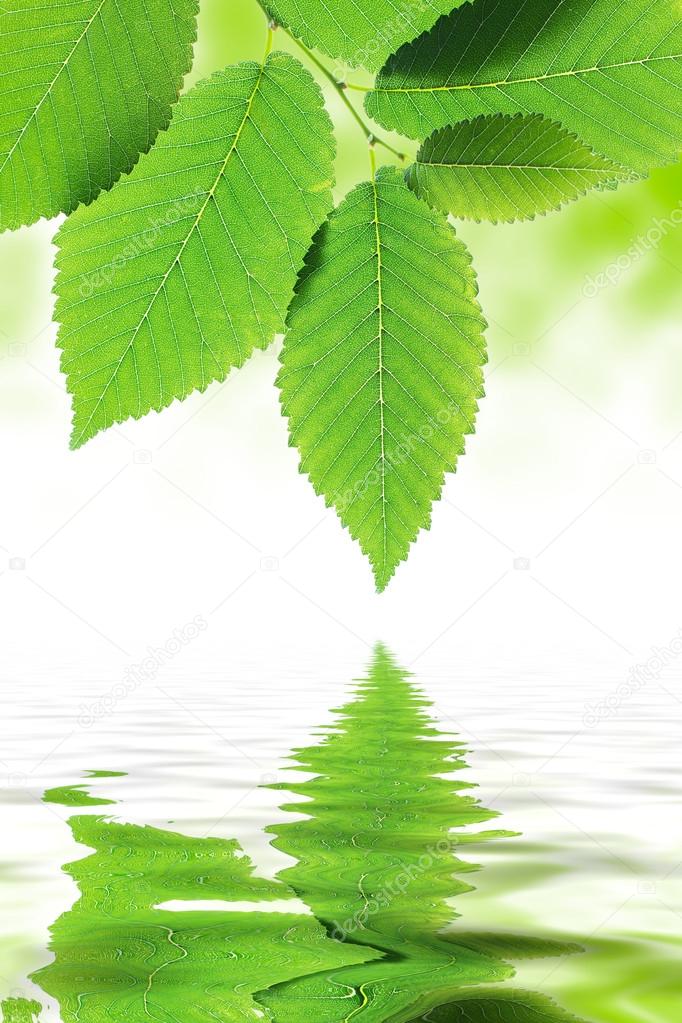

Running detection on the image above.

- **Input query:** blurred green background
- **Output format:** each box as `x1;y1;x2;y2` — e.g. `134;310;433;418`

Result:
2;0;682;431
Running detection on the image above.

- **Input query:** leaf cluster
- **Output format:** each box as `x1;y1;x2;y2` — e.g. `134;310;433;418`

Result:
1;0;678;588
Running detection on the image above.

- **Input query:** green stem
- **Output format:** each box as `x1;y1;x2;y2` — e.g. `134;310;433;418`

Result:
288;36;405;161
257;3;404;161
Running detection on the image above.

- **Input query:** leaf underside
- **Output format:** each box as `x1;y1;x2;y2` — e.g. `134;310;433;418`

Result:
279;167;487;592
368;0;682;173
0;0;199;231
408;114;636;223
55;54;335;449
264;0;467;72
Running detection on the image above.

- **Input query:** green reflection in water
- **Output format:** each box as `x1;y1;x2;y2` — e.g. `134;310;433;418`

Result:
0;1000;42;1023
20;646;587;1022
261;645;583;1022
44;771;127;808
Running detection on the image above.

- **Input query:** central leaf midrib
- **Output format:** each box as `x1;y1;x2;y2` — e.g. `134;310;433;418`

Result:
378;52;681;95
370;174;388;577
417;160;616;171
74;59;269;446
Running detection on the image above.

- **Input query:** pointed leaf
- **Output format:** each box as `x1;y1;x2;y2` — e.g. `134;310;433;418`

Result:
261;646;512;1023
264;0;466;72
408;114;636;223
368;0;682;173
279;167;487;592
56;55;335;448
0;0;199;231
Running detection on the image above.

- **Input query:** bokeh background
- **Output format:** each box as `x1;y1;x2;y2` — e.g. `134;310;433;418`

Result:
1;1;681;1020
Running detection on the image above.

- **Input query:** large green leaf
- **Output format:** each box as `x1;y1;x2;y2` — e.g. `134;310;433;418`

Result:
0;0;199;231
55;54;335;449
35;812;376;1023
408;114;635;223
279;167;487;592
260;644;514;1023
367;0;682;173
264;0;465;72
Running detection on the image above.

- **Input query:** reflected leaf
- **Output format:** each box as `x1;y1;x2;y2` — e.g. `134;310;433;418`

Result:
27;645;586;1023
0;1000;42;1023
421;989;589;1022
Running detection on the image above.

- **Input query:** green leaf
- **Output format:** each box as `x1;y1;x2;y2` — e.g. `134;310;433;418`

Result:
263;0;466;72
420;988;590;1022
260;644;513;1023
368;0;682;173
35;813;375;1023
0;0;199;231
408;114;635;223
279;167;487;592
55;54;335;449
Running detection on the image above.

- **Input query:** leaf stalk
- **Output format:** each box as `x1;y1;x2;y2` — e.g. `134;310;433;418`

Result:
256;2;404;161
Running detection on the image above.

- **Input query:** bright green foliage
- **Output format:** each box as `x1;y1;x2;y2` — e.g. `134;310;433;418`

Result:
1;0;673;590
368;0;682;173
408;115;635;223
261;644;516;1022
27;646;586;1023
0;0;199;232
0;1000;42;1023
43;784;114;807
422;989;586;1022
279;168;487;591
34;814;376;1023
56;54;335;448
263;0;464;72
